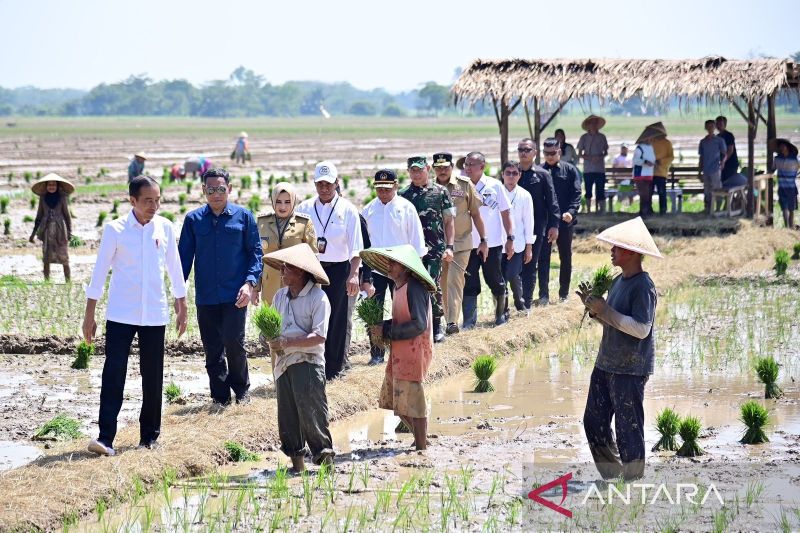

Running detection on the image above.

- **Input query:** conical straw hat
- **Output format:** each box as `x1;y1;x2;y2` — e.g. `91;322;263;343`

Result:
768;138;798;157
581;114;606;131
134;152;147;159
596;216;663;258
360;245;436;293
239;131;248;138
636;126;664;144
647;121;668;135
31;173;75;196
263;243;329;285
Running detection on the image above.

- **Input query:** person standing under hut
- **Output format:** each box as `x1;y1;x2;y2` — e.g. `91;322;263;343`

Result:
362;169;427;364
716;116;740;186
399;155;455;343
540;138;582;303
128;152;146;183
517;138;560;309
578;216;661;481
771;138;799;229
179;168;263;406
361;245;436;451
499;161;535;316
698;120;728;215
432;152;488;335
648;122;674;215
83;176;188;456
262;244;335;472
29;173;74;282
576;115;609;213
555;129;579;166
461;152;514;327
296;161;364;380
633;127;658;217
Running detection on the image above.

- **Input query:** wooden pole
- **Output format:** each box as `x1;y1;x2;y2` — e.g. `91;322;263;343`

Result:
523;100;534;141
499;99;510;167
533;97;542;165
746;100;756;217
766;92;776;225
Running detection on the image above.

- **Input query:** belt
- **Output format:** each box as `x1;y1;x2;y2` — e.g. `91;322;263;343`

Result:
320;260;349;268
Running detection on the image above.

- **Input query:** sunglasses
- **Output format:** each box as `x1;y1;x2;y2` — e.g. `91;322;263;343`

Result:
503;170;520;176
205;185;228;195
517;148;534;153
543;150;558;156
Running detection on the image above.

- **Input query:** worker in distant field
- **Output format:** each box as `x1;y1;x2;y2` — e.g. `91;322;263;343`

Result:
185;156;213;179
170;164;186;182
579;216;661;482
29;173;74;282
128;152;146;182
232;132;249;165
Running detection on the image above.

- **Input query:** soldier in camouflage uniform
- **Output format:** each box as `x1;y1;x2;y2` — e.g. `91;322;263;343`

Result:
399;155;455;342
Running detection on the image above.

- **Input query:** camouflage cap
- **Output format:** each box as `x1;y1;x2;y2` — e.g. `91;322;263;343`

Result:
407;155;427;169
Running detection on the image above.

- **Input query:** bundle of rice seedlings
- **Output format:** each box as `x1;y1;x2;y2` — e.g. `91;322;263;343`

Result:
247;195;260;213
3;218;10;235
357;297;386;348
68;235;83;248
739;400;769;444
71;340;94;369
774;249;789;276
651;407;681;452
792;242;800;260
29;196;36;209
224;441;259;462
110;199;120;214
579;265;614;326
164;382;182;403
240;175;252;189
96;210;108;228
253;304;282;340
33;414;81;441
0;196;9;214
755;356;783;399
676;416;704;457
473;355;498;393
178;193;187;206
162;212;176;223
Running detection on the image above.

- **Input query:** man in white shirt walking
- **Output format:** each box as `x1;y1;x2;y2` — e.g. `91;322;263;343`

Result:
462;152;514;328
500;161;535;316
295;161;364;379
362;169;426;365
83;176;188;457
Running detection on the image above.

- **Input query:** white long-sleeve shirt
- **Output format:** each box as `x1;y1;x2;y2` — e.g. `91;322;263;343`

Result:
295;196;363;263
362;195;427;257
471;176;512;248
504;185;536;253
86;212;187;326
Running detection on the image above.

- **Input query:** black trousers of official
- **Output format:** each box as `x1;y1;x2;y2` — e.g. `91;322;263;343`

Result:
98;320;165;447
652;176;668;214
464;245;505;297
535;223;575;300
522;234;546;307
583;367;649;481
321;261;351;380
197;303;250;403
369;274;395;361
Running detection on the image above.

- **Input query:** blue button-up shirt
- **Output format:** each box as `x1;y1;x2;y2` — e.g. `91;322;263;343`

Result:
178;202;263;306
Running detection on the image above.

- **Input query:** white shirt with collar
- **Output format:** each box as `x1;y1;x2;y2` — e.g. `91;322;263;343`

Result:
504;185;536;253
86;211;187;326
362;194;427;257
295;196;363;263
470;176;512;248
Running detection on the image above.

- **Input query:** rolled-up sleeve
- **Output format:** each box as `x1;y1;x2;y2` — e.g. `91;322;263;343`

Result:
85;224;116;300
165;222;187;299
311;292;331;340
244;211;263;284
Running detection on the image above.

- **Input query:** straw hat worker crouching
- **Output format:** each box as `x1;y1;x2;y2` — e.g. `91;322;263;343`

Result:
29;173;75;281
262;243;335;472
577;217;661;481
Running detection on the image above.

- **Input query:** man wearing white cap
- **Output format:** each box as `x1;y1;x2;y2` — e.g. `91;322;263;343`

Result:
577;216;661;481
296;161;364;380
128;152;146;183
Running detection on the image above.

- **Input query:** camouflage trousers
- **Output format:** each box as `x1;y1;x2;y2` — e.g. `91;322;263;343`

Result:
423;257;444;319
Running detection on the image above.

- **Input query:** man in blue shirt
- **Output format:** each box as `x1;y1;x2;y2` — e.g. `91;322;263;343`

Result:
179;168;263;405
128;152;146;183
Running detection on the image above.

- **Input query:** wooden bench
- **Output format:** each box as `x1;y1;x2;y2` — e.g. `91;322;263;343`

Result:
711;185;746;217
600;166;702;212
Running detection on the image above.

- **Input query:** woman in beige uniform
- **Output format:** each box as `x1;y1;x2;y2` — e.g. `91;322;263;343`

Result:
253;182;317;306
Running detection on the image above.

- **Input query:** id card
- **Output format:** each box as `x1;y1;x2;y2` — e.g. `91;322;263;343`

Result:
317;237;327;254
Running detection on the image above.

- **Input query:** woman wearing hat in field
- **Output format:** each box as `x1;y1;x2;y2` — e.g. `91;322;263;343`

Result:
361;244;436;451
577;216;661;481
232;132;249;166
128;152;146;182
771;138;799;229
576;115;609;213
29;173;74;281
263;243;335;472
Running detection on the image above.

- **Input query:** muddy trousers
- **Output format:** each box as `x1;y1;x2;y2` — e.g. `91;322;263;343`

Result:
369;275;395;361
583;367;649;481
197;303;250;403
276;362;335;463
98;321;165;447
321;260;351;380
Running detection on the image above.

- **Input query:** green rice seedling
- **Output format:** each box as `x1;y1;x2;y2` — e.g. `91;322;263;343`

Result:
110;199;119;214
95;498;107;521
360;462;370;489
304;193;312;200
652;407;681;451
23;215;33;223
0;196;9;214
676;416;704;457
740;400;770;444
224;441;259;462
472;355;498;393
179;205;187;214
162;212;176;223
755;356;783;399
71;340;94;369
23;171;32;183
268;174;275;186
96;210;108;227
178;193;187;206
29;196;36;209
164;382;182;403
792;243;800;260
247;195;260;213
100;167;109;177
240;175;252;189
3;218;10;235
33;414;81;440
256;175;263;189
342;175;350;189
36;170;42;179
774;249;789;276
356;296;386;348
253;304;282;342
348;189;356;198
579;264;615;326
84;176;92;185
185;181;192;195
271;465;290;499
301;470;314;515
162;167;171;183
291;172;299;183
76;167;82;176
302;170;308;182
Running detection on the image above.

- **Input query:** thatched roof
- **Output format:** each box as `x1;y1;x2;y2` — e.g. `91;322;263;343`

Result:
452;57;800;106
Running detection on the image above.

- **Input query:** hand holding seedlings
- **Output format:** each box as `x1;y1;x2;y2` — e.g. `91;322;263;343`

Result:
174;298;187;337
82;299;98;343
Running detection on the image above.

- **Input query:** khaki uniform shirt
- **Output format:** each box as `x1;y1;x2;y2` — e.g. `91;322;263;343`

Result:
256;211;317;304
438;174;482;253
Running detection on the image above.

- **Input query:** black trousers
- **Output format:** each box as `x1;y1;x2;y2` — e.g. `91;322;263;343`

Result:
197;303;249;403
98;320;165;447
276;362;334;463
583;367;649;481
652;176;667;214
321;261;351;380
369;274;394;360
522;234;546;307
537;223;574;300
464;245;505;297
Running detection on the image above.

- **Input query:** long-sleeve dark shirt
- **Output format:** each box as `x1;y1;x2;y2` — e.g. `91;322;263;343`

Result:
543;161;583;227
519;165;560;236
381;277;429;340
358;214;373;283
178;202;263;305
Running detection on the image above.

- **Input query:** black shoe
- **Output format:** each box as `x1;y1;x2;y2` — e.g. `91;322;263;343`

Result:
137;441;160;450
559;296;568;303
367;356;385;366
235;393;251;405
534;297;550;307
433;318;446;343
212;398;231;407
445;323;459;335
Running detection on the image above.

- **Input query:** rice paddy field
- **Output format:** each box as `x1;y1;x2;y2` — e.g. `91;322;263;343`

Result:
0;116;799;531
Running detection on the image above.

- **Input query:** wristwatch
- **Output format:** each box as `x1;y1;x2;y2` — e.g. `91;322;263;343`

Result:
480;237;487;243
445;245;454;251
246;280;257;288
507;235;515;242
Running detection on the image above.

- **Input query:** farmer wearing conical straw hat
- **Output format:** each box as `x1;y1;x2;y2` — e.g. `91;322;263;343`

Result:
263;243;334;472
577;115;609;213
361;245;436;451
29;173;75;282
232;131;249;165
128;152;146;183
577;216;661;481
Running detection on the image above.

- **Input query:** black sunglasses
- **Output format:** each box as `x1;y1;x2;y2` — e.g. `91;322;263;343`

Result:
517;148;534;153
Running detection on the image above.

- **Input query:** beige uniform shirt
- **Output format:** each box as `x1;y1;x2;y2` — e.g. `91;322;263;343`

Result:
256;211;317;305
439;174;482;252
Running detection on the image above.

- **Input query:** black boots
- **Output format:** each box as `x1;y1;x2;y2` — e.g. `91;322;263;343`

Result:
462;295;478;330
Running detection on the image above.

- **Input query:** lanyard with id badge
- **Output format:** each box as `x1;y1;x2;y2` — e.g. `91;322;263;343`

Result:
477;181;499;210
313;197;339;254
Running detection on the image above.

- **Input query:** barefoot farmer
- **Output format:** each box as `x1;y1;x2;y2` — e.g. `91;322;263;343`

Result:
263;243;335;472
29;173;74;282
578;216;661;481
361;245;436;451
83;176;188;456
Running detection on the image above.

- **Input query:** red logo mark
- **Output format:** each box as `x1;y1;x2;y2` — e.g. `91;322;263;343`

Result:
528;472;573;518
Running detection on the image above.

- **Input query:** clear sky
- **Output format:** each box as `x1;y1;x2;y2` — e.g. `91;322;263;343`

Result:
1;0;796;92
